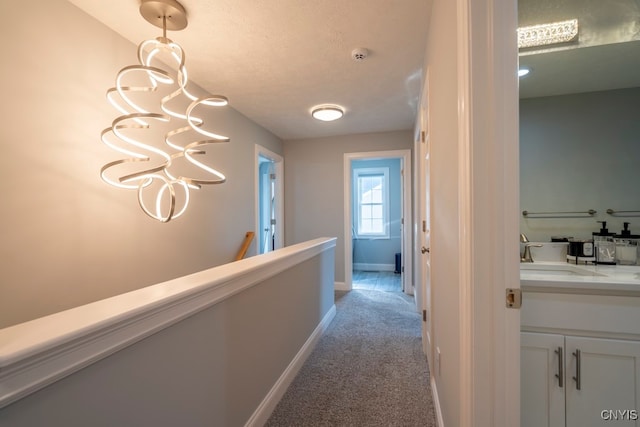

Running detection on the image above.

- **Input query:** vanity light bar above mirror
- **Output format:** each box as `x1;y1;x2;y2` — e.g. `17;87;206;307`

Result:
518;19;579;49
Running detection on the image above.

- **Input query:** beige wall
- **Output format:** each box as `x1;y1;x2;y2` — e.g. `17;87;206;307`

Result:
0;0;282;327
423;0;461;425
283;131;413;283
0;245;336;427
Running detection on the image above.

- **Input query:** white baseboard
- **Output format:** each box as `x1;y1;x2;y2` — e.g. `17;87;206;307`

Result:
353;263;395;272
245;304;337;427
431;376;445;427
334;281;349;291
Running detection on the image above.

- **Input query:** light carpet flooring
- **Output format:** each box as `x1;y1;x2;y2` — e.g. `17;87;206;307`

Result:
266;289;437;426
352;270;402;292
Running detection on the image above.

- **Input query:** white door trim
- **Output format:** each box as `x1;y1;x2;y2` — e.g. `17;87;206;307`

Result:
255;145;284;253
456;1;473;424
457;0;520;425
343;149;412;293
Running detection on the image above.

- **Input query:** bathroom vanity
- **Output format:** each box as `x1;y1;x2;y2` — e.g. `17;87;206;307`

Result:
520;262;640;427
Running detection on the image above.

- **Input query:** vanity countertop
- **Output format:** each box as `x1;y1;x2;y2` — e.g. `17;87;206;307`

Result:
520;262;640;295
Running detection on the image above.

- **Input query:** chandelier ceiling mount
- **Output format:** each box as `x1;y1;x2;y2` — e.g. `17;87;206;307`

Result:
139;0;188;32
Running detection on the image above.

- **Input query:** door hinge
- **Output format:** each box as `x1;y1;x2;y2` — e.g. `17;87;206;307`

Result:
270;219;276;225
422;220;427;232
401;218;404;225
421;130;426;143
270;173;276;180
401;266;404;273
422;309;427;322
506;288;522;309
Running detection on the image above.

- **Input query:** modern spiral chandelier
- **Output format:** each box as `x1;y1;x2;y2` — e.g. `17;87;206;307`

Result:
101;0;229;222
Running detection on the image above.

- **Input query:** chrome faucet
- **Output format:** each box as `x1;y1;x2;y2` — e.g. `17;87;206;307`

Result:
520;233;542;263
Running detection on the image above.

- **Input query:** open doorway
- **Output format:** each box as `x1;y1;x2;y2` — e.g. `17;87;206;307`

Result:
255;145;284;255
351;159;402;292
343;150;412;294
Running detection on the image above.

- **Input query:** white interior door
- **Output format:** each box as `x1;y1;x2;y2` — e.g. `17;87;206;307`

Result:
417;74;433;363
259;160;276;253
420;130;432;361
255;145;284;255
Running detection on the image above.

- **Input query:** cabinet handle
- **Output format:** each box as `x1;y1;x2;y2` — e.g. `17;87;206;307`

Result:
555;347;564;388
572;349;581;390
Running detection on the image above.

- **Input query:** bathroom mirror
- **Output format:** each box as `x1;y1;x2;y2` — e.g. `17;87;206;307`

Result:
518;0;640;242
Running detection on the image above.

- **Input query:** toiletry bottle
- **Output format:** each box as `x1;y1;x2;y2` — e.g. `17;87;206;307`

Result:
593;221;616;265
614;222;640;265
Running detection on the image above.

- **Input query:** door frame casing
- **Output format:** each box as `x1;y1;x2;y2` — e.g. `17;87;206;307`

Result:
343;149;412;293
254;144;284;254
456;0;520;425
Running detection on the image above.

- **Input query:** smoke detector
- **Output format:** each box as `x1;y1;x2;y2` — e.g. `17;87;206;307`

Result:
351;48;369;62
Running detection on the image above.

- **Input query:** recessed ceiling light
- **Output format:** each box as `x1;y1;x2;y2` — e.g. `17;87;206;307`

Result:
518;68;531;78
311;105;345;121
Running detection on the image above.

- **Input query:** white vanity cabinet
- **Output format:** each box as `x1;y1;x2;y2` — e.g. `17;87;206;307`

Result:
522;332;640;427
520;267;640;427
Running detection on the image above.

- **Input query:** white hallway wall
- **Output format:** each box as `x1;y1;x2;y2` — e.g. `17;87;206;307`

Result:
0;0;282;328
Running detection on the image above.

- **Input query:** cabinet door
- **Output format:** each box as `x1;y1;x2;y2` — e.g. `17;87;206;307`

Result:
565;336;640;427
522;332;566;427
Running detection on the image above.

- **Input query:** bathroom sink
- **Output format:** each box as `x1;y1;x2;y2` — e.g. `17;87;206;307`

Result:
520;263;606;277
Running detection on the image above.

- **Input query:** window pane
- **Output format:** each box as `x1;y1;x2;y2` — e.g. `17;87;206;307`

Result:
358;219;371;233
354;168;388;237
364;177;375;192
360;177;371;203
371;187;382;203
361;205;372;219
372;204;383;219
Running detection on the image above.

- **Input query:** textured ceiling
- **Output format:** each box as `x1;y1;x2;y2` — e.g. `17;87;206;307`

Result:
66;0;639;139
67;0;432;140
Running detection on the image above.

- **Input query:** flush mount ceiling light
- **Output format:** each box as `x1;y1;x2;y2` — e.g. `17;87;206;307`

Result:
517;19;579;49
311;105;345;122
101;0;230;223
518;67;531;77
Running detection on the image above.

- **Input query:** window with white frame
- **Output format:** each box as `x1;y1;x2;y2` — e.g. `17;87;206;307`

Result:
354;167;389;238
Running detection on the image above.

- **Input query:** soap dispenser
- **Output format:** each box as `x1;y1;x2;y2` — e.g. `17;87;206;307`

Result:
614;222;640;265
593;221;616;265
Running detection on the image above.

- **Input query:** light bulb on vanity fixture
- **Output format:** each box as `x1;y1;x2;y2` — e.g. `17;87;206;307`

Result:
100;0;230;223
311;105;345;122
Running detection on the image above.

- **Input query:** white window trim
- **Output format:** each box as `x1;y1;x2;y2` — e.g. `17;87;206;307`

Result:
353;167;390;239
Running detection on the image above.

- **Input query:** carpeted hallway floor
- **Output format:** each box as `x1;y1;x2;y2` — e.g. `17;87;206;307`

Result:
266;290;437;426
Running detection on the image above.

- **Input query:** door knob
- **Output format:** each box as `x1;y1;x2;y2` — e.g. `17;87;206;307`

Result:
421;246;430;254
